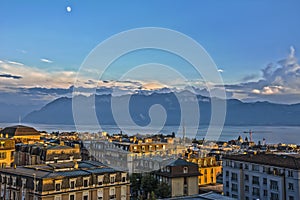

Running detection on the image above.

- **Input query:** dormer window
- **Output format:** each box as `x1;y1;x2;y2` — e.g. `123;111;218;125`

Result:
110;175;115;184
183;167;188;174
166;167;170;172
98;175;104;185
83;178;89;187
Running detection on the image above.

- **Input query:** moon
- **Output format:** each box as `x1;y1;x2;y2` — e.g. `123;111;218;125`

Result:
66;6;72;13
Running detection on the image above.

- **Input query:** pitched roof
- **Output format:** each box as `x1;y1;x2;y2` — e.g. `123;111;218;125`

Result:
223;153;300;170
167;158;198;167
0;125;40;137
0;161;119;179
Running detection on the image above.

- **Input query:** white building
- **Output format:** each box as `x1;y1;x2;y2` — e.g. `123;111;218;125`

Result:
223;153;300;200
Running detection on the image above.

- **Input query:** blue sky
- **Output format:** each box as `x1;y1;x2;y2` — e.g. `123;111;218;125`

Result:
1;0;300;105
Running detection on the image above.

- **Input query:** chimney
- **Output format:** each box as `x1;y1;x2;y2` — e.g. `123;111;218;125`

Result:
74;161;79;169
5;134;8;138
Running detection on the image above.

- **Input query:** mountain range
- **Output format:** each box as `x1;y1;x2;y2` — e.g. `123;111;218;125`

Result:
21;92;300;126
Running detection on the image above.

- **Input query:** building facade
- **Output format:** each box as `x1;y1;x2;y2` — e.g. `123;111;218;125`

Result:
0;137;15;168
0;160;130;200
223;153;300;200
187;156;222;186
153;158;200;197
14;143;81;166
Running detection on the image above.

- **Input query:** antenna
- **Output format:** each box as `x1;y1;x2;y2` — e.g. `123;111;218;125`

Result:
18;115;21;125
182;120;186;144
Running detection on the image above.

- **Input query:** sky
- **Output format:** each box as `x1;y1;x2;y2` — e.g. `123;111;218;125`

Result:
1;0;300;106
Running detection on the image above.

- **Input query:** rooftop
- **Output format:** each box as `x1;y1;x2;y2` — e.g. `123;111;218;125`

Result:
0;160;118;179
224;153;300;169
0;125;40;137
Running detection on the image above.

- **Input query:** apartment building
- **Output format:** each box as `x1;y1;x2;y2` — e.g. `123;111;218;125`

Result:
153;158;200;197
223;153;300;200
0;160;130;200
186;156;222;186
14;142;81;166
0;137;15;168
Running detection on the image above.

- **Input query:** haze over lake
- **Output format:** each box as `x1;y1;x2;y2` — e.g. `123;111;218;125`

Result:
1;123;299;145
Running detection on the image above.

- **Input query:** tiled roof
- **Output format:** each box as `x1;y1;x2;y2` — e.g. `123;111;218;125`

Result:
223;153;300;169
167;158;198;167
0;125;40;137
0;161;120;179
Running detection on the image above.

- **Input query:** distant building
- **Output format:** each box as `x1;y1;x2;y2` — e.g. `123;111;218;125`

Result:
0;160;130;200
153;158;200;197
223;153;300;200
0;125;40;143
187;156;222;186
0;137;15;168
14;142;81;166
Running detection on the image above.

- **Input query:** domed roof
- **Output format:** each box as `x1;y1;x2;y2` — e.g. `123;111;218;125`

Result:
0;125;40;138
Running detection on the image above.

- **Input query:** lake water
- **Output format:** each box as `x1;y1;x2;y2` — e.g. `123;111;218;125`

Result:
1;123;299;145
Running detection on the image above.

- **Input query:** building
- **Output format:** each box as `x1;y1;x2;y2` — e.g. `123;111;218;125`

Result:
0;137;15;168
186;156;222;186
223;153;300;200
0;160;130;200
14;142;81;166
0;125;41;143
153;158;200;197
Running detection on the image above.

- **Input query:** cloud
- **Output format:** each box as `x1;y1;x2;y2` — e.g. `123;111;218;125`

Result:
226;46;300;104
6;60;24;66
240;74;259;82
0;73;22;79
40;58;53;63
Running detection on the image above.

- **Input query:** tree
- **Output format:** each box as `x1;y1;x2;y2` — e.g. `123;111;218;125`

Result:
141;174;158;199
155;182;171;198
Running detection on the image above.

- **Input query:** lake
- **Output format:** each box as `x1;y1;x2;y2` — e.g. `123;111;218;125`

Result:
1;123;299;145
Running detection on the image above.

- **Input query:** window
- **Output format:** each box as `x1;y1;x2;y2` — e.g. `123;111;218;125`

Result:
232;183;238;192
270;180;278;191
252;176;259;185
183;167;188;173
55;183;61;191
226;181;229;187
245;185;249;192
83;179;88;187
55;196;61;200
109;187;116;199
263;178;267;185
288;183;294;191
110;176;115;184
166;167;170;172
264;190;268;196
289;196;294;200
184;177;187;185
252;187;260;196
231;173;237;181
245;174;249;181
69;194;75;200
288;170;294;177
97;189;103;200
225;171;229;177
252;164;259;171
0;152;6;159
244;163;249;169
271;192;279;200
98;176;103;185
70;180;75;189
83;195;88;200
121;186;126;200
